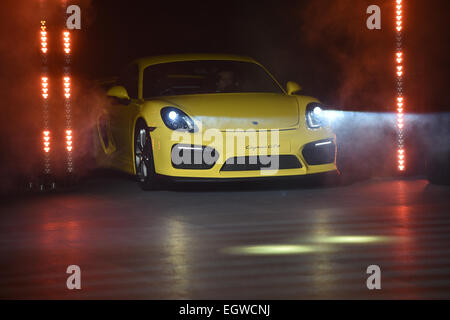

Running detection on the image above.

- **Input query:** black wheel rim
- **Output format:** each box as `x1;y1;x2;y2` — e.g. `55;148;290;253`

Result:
135;127;151;182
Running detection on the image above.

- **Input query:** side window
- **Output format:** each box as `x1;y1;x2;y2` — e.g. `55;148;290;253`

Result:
119;64;139;99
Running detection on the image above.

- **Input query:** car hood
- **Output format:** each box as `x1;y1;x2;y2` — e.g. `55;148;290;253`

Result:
159;93;299;130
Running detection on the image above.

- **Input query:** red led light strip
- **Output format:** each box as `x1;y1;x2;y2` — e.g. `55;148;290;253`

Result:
61;0;74;173
63;31;71;55
62;0;73;173
40;22;48;54
395;0;405;171
40;20;52;173
63;31;73;172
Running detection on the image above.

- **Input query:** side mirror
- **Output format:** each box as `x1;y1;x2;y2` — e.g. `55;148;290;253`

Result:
286;81;302;95
107;86;130;101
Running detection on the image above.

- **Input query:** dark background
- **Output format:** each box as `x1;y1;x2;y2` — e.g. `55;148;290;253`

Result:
77;0;449;112
1;0;449;111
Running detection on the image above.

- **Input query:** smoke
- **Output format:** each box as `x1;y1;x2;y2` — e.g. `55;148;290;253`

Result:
0;0;102;195
0;0;42;194
296;0;392;109
327;110;450;183
71;78;112;176
292;0;449;181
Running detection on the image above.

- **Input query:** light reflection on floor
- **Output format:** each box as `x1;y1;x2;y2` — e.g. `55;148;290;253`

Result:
0;178;449;299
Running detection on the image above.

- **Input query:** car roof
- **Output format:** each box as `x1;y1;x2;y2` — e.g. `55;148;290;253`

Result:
134;54;260;69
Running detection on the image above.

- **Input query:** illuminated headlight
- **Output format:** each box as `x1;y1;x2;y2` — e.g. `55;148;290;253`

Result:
306;103;326;129
161;107;196;132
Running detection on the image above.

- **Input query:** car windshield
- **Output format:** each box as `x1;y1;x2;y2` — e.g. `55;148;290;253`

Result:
143;60;283;98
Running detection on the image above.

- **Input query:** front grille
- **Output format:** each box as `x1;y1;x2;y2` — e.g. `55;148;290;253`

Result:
220;155;302;171
302;139;336;165
171;144;219;169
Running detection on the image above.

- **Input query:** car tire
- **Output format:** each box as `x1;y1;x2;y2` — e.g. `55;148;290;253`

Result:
134;121;161;191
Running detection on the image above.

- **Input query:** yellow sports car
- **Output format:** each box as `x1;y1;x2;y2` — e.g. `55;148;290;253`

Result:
94;54;337;190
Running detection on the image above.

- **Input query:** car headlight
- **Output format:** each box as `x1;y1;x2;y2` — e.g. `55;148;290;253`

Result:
161;107;196;132
306;103;327;129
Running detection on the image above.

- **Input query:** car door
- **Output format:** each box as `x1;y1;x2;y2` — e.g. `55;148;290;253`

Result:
108;64;141;169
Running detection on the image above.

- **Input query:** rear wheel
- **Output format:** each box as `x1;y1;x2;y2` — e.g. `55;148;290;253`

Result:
134;121;161;190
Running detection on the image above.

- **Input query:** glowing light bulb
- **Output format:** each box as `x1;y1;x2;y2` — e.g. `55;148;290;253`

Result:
313;106;322;115
168;111;178;120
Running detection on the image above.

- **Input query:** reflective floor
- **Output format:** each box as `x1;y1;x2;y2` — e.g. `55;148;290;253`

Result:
1;176;450;299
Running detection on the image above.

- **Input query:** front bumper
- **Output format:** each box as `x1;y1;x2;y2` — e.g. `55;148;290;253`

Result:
156;170;340;184
149;126;337;179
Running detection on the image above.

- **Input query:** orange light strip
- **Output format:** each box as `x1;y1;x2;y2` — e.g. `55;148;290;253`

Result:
63;76;71;99
63;31;71;55
63;76;73;154
395;0;405;171
41;76;49;153
41;76;49;100
65;129;73;152
41;20;51;174
43;130;51;153
63;28;73;172
40;21;48;54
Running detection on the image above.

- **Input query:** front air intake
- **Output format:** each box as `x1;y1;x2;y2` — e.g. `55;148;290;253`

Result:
302;140;336;165
220;155;302;171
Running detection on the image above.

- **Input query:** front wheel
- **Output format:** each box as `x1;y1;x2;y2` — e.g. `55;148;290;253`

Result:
134;121;161;190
